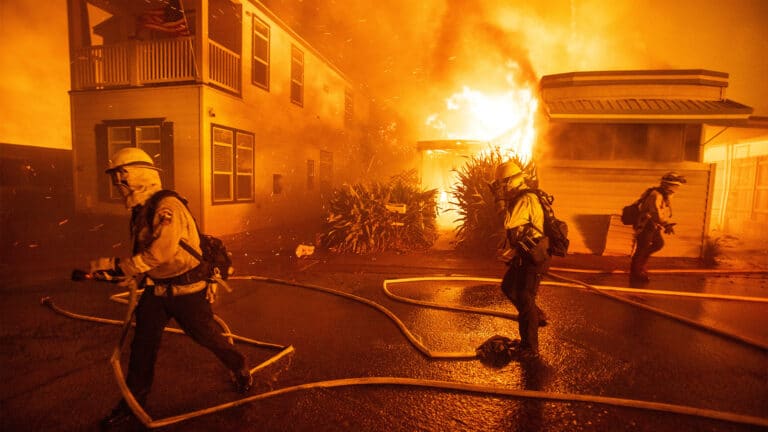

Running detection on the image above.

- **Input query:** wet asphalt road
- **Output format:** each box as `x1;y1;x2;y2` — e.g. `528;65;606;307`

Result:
1;251;767;432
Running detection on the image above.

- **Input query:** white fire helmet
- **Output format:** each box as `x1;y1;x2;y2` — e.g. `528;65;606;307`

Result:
105;147;162;174
495;160;525;189
660;171;686;188
106;147;163;208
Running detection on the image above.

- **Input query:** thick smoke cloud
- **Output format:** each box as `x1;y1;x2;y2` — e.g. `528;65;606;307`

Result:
263;0;768;127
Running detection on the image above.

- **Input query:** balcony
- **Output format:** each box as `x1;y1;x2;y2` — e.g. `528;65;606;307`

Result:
72;37;241;94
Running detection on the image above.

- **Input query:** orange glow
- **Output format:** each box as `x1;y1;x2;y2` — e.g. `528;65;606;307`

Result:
426;85;538;165
422;78;539;231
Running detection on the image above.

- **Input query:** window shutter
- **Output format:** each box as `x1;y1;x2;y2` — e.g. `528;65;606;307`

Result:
95;123;109;202
161;121;175;190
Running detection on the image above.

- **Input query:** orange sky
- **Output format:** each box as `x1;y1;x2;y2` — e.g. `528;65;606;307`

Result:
0;0;72;149
268;0;768;120
1;0;766;150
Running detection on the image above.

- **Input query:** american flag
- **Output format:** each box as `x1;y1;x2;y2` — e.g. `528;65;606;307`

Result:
138;0;190;36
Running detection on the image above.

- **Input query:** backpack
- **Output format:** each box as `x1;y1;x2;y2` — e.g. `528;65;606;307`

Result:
621;187;657;226
145;190;233;281
527;189;569;257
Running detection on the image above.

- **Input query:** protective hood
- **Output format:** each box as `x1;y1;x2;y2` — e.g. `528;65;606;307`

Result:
116;165;163;209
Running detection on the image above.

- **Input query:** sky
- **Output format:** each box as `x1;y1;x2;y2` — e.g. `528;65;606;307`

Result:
1;0;766;150
0;0;72;149
263;0;768;130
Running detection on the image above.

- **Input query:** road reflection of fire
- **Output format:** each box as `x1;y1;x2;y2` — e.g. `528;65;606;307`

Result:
422;82;539;230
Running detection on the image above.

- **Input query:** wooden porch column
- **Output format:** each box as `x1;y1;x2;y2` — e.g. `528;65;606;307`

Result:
66;0;91;89
196;0;208;84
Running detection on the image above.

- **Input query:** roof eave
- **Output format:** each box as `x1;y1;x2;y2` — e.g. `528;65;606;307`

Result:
546;113;753;124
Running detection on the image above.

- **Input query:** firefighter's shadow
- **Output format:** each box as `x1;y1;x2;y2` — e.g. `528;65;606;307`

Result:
572;214;612;254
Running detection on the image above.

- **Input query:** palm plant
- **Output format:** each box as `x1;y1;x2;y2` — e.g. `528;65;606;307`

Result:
451;152;534;257
451;152;506;256
388;170;439;250
321;170;438;254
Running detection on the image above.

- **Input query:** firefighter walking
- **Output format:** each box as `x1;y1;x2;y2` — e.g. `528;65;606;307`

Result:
89;148;253;430
630;172;687;284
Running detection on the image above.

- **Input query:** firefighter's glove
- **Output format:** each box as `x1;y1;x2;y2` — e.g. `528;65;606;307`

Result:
663;223;676;235
89;257;124;281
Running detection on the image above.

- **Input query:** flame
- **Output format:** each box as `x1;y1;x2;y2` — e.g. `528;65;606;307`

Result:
422;79;539;231
426;83;539;165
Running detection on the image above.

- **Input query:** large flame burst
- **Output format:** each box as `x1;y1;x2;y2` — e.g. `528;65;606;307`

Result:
423;80;540;230
426;84;539;165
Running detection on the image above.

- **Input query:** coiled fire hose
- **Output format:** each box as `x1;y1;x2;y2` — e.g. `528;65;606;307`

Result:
41;270;768;429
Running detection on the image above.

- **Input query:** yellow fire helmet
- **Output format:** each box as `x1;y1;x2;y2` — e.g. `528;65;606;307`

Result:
495;160;524;182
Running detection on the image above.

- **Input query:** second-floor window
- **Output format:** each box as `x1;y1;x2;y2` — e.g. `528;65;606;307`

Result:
290;45;304;106
344;88;353;127
252;16;270;90
307;159;315;190
212;125;254;204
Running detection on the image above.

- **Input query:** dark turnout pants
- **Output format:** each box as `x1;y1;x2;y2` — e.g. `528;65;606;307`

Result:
501;257;545;352
631;224;664;276
126;286;246;405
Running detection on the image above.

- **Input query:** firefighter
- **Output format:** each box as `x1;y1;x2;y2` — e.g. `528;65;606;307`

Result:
492;160;550;357
630;171;687;284
91;148;252;430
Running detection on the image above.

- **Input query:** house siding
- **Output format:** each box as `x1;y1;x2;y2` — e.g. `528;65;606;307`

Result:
538;161;711;257
71;86;202;217
69;1;369;237
197;4;359;235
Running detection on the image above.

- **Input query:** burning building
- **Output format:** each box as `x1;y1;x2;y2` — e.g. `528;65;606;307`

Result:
418;69;755;258
65;0;380;235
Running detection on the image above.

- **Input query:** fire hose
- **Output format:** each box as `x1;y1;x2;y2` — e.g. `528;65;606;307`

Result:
41;271;768;429
382;274;768;353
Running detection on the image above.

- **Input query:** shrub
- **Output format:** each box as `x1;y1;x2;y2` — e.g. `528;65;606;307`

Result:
451;152;534;257
701;234;736;268
450;152;505;256
321;170;438;254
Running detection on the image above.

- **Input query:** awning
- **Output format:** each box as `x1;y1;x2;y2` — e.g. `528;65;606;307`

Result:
544;98;753;123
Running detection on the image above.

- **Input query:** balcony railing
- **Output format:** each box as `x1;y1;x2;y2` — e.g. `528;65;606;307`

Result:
138;38;198;84
208;40;241;94
73;43;131;88
72;37;241;94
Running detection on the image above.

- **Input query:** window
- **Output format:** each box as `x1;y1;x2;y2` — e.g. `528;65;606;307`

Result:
344;88;353;127
307;159;315;190
753;156;768;219
252;16;270;90
290;45;304;106
212;125;254;203
96;119;173;202
235;132;254;200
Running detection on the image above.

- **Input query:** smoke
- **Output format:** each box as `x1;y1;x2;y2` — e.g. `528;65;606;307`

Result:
262;0;768;137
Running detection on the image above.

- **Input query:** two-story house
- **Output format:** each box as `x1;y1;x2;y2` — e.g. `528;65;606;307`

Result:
67;0;373;235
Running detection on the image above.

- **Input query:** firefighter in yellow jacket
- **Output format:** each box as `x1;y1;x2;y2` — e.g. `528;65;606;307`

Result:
630;172;686;284
90;148;252;430
493;160;550;357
